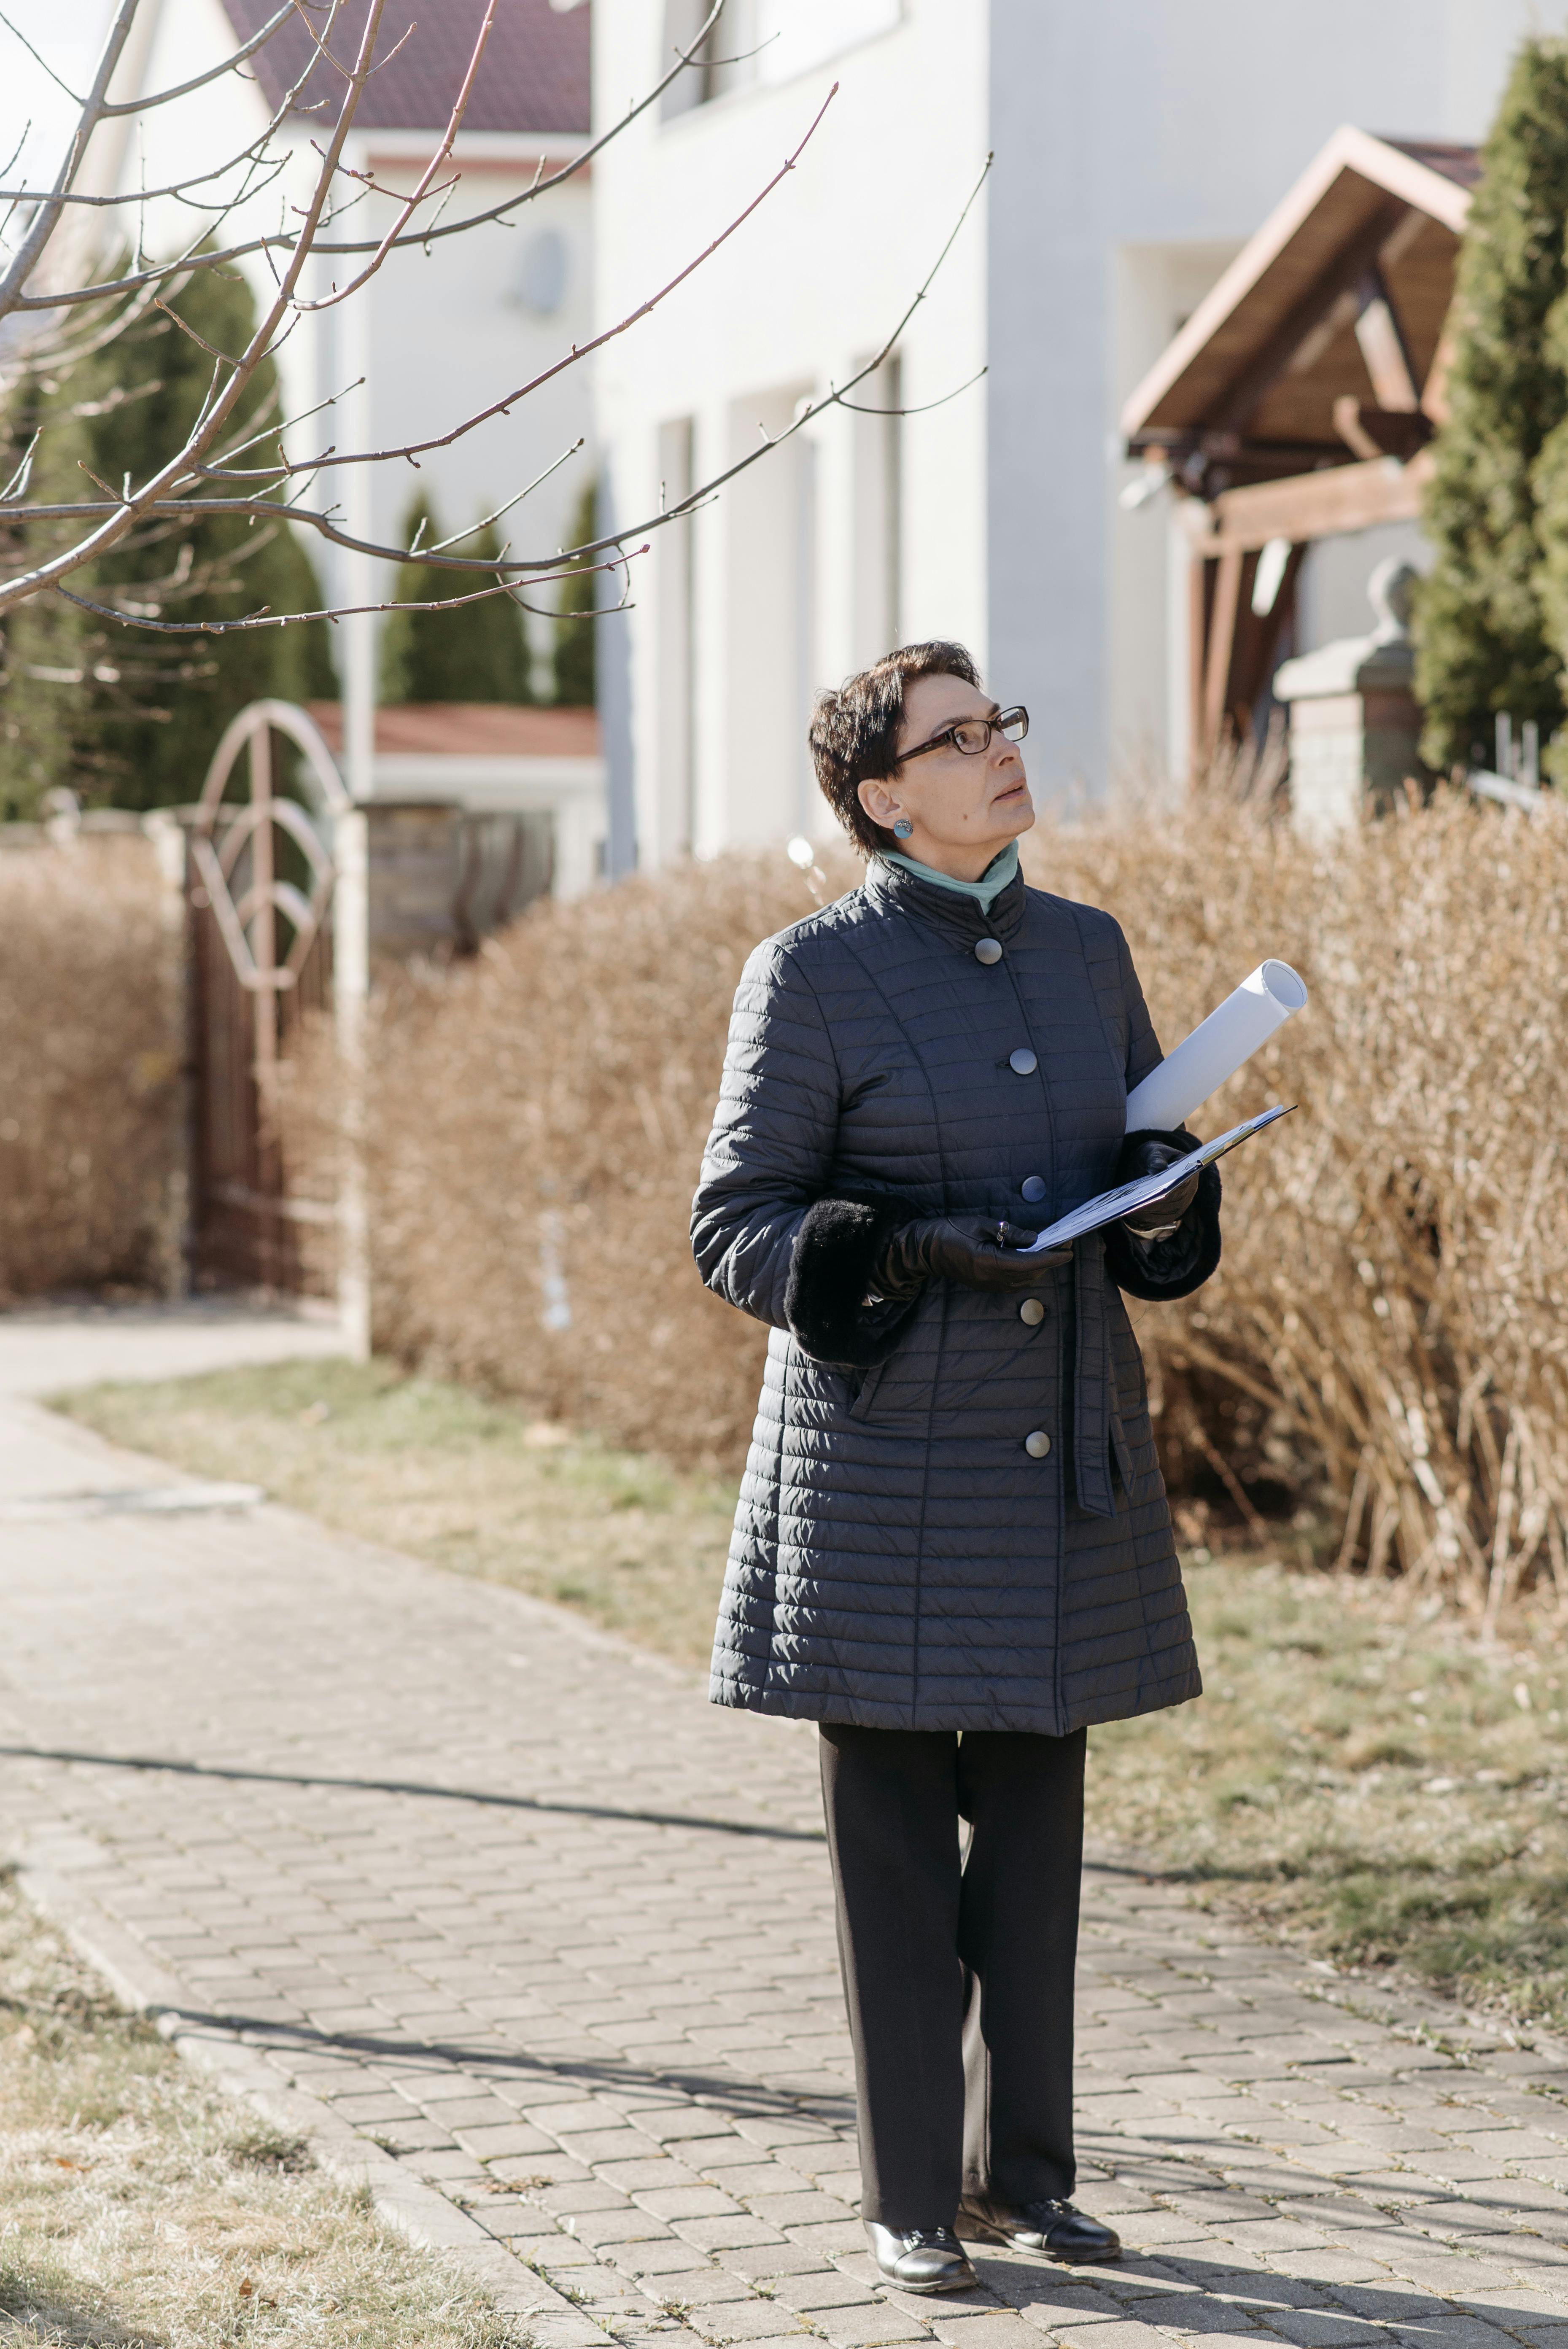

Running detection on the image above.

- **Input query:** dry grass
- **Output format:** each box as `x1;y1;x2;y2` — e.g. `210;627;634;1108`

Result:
0;840;181;1303
290;791;1568;1609
0;1866;522;2349
48;1359;1568;2034
1091;1554;1568;2034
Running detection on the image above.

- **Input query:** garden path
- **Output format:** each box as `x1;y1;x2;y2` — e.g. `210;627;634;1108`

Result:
3;1379;1568;2349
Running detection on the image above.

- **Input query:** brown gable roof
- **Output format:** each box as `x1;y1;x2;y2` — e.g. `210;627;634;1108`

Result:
1377;137;1482;192
1121;127;1473;462
221;0;590;137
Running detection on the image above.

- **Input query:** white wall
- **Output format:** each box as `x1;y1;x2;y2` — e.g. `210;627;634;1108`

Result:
592;0;990;870
320;140;595;773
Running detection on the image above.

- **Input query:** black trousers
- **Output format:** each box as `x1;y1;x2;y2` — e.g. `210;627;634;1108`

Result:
818;1723;1087;2230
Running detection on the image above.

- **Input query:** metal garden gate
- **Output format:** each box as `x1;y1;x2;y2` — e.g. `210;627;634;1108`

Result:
188;700;350;1295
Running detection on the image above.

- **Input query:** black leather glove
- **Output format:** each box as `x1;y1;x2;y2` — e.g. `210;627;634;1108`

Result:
873;1216;1072;1301
1119;1135;1200;1236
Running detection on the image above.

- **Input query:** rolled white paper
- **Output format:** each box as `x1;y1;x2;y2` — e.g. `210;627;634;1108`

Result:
1124;959;1307;1133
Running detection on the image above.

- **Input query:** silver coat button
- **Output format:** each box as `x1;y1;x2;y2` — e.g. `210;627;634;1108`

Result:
975;937;1003;965
1020;1174;1046;1203
1019;1298;1045;1326
1008;1047;1038;1076
1024;1429;1052;1458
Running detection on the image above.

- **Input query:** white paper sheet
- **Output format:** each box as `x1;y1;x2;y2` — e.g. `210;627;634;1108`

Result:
1022;1104;1293;1253
1124;959;1307;1133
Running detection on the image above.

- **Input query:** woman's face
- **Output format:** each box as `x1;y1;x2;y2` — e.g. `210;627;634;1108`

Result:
856;672;1036;879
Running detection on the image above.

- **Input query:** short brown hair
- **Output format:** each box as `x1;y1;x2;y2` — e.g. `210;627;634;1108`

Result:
808;641;982;857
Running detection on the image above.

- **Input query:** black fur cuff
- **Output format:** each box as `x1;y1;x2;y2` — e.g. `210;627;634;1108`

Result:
1103;1126;1222;1303
784;1195;917;1366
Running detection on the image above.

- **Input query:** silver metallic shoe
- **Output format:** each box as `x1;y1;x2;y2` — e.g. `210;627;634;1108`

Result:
864;2221;978;2292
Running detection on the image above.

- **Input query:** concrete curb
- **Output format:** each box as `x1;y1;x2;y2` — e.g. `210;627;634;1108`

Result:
14;1850;617;2344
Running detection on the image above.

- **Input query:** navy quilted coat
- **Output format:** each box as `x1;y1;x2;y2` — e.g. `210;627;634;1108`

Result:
691;859;1208;1735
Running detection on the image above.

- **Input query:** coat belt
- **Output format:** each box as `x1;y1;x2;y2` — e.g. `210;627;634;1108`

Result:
1073;1233;1116;1518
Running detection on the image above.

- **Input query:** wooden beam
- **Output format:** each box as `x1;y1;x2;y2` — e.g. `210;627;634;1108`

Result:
1201;546;1245;764
1332;396;1431;461
1188;552;1210;781
1200;450;1431;552
1353;266;1420;409
1333;394;1384;461
1228;540;1307;722
1421;319;1458;426
1215;202;1411;431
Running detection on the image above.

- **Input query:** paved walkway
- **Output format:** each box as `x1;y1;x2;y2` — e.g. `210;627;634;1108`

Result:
0;1293;348;1397
5;1382;1568;2349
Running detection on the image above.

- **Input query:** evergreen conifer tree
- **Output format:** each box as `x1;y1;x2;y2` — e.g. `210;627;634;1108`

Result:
378;493;533;703
0;259;337;817
1414;35;1568;773
552;479;598;708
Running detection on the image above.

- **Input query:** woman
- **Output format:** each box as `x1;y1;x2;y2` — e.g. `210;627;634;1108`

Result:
690;643;1219;2294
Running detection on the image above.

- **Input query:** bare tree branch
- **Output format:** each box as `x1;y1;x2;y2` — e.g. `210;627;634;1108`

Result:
0;12;842;617
0;0;991;658
295;0;498;313
0;0;143;322
97;2;296;116
0;148;992;625
55;548;638;632
201;83;841;483
0;0;351;330
6;0;730;312
0;145;292;210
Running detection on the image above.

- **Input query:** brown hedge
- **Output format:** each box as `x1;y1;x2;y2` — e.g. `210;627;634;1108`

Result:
0;840;182;1299
344;795;1568;1612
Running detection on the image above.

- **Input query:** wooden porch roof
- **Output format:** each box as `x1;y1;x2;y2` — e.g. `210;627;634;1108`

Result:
1122;127;1475;497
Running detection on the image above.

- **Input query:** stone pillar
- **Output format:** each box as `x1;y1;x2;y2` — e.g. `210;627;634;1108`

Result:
332;809;372;1363
1273;558;1425;839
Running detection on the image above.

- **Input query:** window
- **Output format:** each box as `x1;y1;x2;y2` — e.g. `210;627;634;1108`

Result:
852;355;902;664
661;0;902;117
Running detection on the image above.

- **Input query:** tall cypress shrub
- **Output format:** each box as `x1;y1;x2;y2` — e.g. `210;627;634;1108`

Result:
378;493;533;703
552;478;598;708
1414;36;1568;774
1530;266;1568;770
0;261;336;816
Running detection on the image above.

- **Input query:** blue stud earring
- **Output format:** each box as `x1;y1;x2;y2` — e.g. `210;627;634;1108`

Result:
892;818;913;838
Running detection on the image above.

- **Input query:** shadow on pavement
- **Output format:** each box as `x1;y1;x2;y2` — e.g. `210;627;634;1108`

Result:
973;2242;1564;2343
170;2002;857;2127
0;1743;825;1843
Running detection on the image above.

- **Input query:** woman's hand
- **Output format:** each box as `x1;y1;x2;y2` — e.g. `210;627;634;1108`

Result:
874;1217;1071;1301
1119;1137;1199;1236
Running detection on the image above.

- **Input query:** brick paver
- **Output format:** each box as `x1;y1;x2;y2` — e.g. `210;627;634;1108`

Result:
5;1392;1568;2349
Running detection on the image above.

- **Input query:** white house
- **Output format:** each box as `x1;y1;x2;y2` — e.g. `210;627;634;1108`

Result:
591;0;1564;871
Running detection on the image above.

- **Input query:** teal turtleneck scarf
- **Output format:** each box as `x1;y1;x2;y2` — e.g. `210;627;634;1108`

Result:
878;838;1020;913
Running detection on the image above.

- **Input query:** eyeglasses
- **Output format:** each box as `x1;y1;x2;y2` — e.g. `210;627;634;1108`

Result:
894;704;1029;767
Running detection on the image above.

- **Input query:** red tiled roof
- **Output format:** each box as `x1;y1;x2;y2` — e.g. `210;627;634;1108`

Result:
309;702;601;757
221;0;590;137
